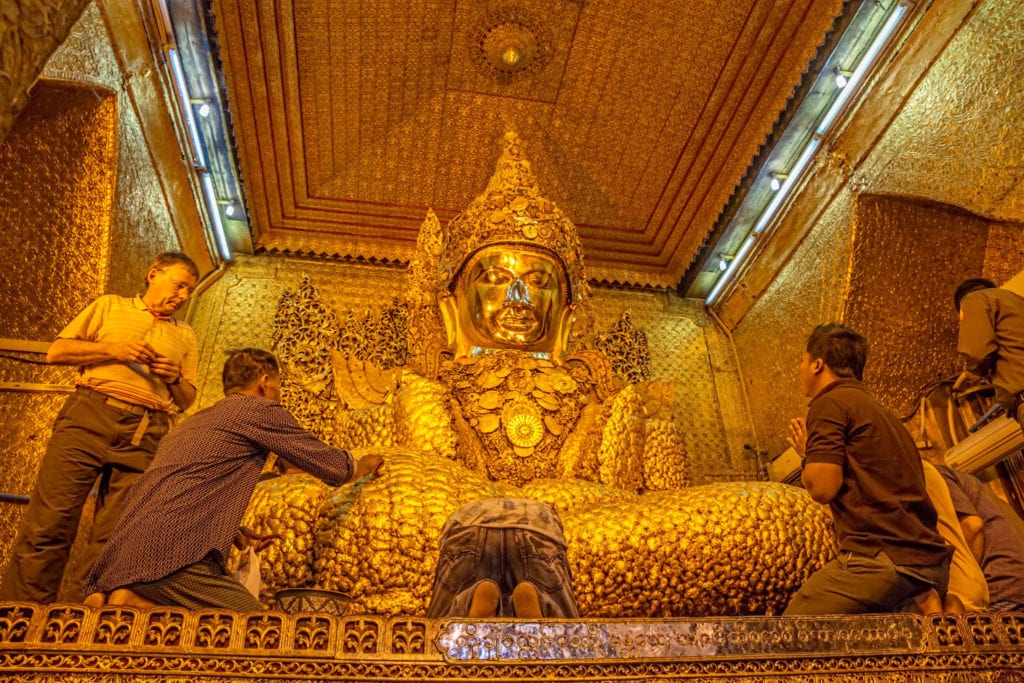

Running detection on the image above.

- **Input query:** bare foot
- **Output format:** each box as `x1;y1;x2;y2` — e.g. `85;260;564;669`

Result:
468;579;500;618
512;581;542;619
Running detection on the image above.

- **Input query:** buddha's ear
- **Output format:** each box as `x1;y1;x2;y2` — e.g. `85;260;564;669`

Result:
438;293;459;350
553;304;576;360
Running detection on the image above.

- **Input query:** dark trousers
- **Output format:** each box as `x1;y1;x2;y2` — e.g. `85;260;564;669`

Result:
783;549;949;616
0;389;168;603
128;553;263;612
426;524;579;618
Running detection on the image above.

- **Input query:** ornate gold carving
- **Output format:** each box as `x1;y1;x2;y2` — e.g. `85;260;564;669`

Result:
144;610;184;646
95;607;134;645
441;351;594;486
469;8;553;83
391;619;427;655
42;606;84;643
245;614;282;649
595;310;652;383
1;603;1022;681
0;605;32;643
195;613;233;648
294;616;331;651
342;618;379;654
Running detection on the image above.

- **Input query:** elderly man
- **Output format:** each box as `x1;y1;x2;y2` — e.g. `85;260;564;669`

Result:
84;348;383;611
2;252;201;604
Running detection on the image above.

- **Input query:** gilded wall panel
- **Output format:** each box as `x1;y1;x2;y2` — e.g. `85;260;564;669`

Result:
845;196;990;418
855;0;1024;223
187;256;410;410
733;189;856;458
0;0;92;142
44;3;184;298
0;82;116;341
983;222;1024;287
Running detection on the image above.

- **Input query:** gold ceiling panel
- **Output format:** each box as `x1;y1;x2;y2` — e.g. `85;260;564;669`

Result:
214;0;844;287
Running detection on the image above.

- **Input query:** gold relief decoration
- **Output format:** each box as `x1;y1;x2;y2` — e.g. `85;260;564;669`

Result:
332;354;403;410
405;208;450;377
274;276;409;443
469;7;553;83
441;351;595;487
294;615;332;651
595;310;652;383
342;618;380;654
0;605;32;643
195;613;233;649
2;602;1022;681
144;609;184;647
42;606;84;644
245;614;282;649
94;608;134;645
391;619;428;655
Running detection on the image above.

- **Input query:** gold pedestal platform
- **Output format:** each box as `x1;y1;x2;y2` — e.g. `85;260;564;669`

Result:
1;602;1023;681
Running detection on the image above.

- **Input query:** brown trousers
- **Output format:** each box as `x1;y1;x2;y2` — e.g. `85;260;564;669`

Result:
0;389;168;603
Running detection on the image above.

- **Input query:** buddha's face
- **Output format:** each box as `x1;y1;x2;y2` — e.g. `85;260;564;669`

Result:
445;245;570;356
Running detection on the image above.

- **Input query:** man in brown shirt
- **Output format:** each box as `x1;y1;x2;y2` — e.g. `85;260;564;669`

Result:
783;324;951;615
954;278;1024;426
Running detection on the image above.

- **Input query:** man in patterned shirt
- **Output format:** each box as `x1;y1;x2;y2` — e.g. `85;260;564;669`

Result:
2;252;200;604
83;348;383;611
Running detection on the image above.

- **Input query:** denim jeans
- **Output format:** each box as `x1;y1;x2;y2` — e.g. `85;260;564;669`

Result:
426;523;579;618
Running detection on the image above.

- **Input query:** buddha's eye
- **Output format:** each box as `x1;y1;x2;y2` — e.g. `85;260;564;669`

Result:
479;268;514;285
523;271;552;288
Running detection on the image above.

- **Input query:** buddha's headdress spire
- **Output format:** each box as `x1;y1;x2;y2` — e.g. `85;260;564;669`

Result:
439;131;588;306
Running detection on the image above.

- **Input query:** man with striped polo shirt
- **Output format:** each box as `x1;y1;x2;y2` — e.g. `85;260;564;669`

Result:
1;252;200;604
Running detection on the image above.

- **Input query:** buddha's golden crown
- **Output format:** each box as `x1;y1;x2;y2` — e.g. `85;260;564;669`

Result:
439;131;588;304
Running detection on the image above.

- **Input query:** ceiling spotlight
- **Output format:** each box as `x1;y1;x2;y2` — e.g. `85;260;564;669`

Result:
834;68;853;89
217;199;239;217
769;172;788;192
501;46;522;66
190;97;213;117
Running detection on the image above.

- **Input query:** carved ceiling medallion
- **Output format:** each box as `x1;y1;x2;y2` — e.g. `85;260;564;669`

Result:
470;8;553;82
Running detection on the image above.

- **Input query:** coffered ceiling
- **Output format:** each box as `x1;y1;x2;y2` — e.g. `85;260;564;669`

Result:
210;0;846;289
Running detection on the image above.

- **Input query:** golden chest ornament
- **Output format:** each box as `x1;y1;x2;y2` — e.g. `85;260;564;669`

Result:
441;350;595;486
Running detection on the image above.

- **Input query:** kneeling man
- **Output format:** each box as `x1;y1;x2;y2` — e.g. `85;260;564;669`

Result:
784;324;950;615
84;348;383;611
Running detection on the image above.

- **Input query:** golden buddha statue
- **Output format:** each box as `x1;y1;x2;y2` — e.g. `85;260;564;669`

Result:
246;132;836;617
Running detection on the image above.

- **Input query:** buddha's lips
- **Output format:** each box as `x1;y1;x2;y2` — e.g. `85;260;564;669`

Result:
497;312;538;332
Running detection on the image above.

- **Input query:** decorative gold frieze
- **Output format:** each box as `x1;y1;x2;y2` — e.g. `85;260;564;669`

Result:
1;603;1022;682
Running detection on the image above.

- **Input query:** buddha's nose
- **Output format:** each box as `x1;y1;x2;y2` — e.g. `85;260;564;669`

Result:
504;278;533;307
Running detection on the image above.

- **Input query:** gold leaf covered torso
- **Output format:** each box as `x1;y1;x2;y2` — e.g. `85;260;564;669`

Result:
441;351;595;486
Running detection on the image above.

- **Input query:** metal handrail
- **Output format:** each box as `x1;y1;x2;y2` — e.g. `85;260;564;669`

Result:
0;493;30;505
